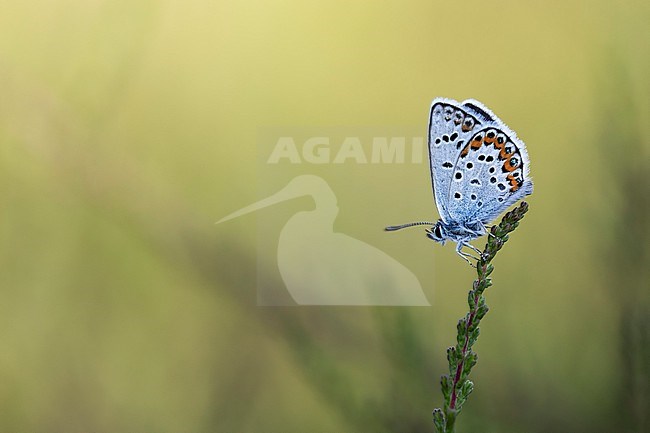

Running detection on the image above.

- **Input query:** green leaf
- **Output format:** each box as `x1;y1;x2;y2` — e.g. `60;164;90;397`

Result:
461;379;474;398
433;408;446;432
468;290;477;309
464;352;478;374
476;302;489;321
456;319;466;346
459;351;477;383
447;347;458;374
441;375;451;401
468;327;480;346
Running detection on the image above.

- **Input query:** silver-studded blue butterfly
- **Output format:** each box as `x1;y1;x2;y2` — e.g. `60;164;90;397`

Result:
386;98;533;264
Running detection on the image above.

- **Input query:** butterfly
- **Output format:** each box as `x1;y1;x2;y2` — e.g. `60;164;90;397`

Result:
386;98;533;264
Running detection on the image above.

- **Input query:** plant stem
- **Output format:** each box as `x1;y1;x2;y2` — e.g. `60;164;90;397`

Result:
449;288;480;410
433;201;530;433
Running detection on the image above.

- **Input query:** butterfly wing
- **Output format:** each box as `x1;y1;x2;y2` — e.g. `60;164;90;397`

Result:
444;103;533;225
428;98;488;223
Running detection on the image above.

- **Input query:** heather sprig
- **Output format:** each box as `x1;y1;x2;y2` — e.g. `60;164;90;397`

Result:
433;201;530;433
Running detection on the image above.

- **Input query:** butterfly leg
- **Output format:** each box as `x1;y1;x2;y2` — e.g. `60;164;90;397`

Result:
464;241;489;262
481;223;497;239
456;241;479;267
465;242;483;256
456;250;475;267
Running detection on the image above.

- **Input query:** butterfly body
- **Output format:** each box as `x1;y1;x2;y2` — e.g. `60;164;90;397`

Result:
386;98;533;263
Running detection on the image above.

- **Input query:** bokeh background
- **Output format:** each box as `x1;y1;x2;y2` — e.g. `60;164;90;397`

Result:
1;1;648;432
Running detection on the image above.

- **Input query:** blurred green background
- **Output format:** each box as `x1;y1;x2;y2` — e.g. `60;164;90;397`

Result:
0;1;648;432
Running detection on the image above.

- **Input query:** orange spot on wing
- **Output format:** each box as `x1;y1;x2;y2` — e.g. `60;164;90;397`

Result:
507;174;520;192
460;144;471;157
499;147;514;160
470;136;483;150
503;157;517;172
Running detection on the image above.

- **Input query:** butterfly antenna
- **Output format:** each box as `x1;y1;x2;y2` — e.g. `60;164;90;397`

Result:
384;221;435;232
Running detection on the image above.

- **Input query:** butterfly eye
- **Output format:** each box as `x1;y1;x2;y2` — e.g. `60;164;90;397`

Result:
433;224;442;240
454;111;464;125
444;107;454;120
496;134;506;145
510;157;519;167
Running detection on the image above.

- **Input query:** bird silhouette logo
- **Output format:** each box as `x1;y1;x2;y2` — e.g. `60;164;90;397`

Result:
217;175;429;306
